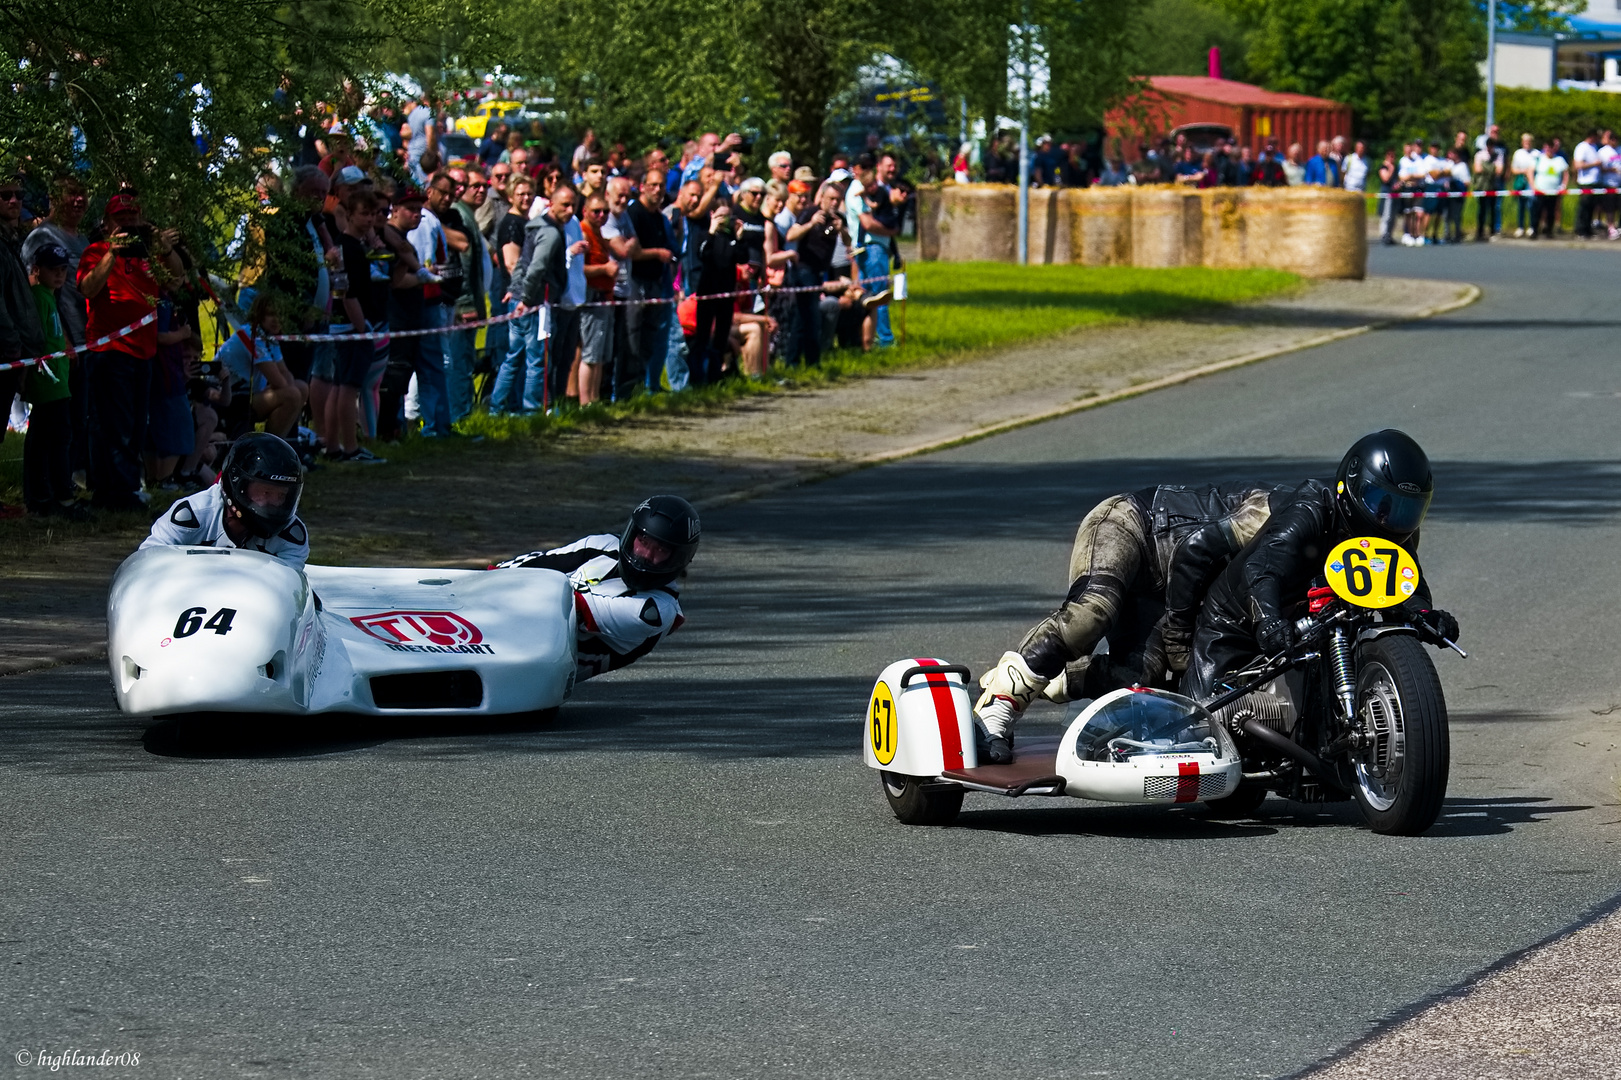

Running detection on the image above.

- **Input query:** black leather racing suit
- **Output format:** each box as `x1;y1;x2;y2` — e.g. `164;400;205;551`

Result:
1016;483;1290;697
1179;480;1431;701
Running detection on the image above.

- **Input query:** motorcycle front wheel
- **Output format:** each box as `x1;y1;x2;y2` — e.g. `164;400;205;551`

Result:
1349;635;1449;835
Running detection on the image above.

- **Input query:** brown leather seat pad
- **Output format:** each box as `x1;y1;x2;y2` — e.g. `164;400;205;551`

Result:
942;735;1063;791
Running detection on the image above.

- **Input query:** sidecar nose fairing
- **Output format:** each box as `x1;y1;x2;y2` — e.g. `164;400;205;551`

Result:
1055;688;1242;803
107;546;576;718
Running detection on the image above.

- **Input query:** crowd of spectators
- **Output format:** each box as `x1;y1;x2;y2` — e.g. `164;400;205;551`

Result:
1375;125;1621;246
952;129;1373;193
0;101;913;518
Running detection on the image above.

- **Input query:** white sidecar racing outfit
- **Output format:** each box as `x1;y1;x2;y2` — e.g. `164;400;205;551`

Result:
497;534;685;683
140;482;311;569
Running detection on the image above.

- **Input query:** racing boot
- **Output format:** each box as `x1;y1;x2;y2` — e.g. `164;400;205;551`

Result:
973;651;1049;765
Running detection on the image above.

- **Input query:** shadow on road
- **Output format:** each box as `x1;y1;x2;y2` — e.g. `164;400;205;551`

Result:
956;801;1281;839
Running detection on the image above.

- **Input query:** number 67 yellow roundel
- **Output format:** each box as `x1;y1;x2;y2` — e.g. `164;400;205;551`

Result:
1324;537;1421;608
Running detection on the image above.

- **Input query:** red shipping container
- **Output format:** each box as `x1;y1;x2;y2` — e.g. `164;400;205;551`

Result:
1105;76;1353;162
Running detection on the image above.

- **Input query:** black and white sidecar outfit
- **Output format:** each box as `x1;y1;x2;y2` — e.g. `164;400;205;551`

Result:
862;658;1240;826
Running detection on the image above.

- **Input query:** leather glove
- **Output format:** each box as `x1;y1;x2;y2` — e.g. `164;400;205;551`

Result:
1159;618;1194;675
1256;615;1295;655
1416;608;1460;644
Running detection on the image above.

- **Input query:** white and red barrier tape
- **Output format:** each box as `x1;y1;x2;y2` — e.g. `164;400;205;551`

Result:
264;275;890;343
1377;185;1621;199
1;275;894;367
0;312;158;377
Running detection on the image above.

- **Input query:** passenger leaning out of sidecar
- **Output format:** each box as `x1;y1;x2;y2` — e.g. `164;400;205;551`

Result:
140;432;310;568
495;495;700;683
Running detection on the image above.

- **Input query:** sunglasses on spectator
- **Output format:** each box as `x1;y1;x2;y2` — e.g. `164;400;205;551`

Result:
587;207;608;216
0;190;22;201
466;182;489;191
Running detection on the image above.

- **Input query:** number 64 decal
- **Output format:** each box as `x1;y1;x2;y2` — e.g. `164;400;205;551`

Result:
174;606;237;638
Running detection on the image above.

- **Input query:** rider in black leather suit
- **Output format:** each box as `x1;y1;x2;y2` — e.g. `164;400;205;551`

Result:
974;482;1293;762
1180;430;1461;701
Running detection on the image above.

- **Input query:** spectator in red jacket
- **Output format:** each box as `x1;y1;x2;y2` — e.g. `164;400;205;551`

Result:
76;192;184;510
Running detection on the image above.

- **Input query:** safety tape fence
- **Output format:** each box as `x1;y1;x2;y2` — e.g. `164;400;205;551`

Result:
1377;185;1621;200
0;312;158;377
263;274;892;343
0;274;895;369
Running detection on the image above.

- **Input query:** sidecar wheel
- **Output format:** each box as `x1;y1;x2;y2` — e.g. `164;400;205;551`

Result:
1205;781;1269;817
881;772;963;826
1350;635;1449;836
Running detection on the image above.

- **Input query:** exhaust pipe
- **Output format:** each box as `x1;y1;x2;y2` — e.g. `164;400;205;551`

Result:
1239;717;1347;795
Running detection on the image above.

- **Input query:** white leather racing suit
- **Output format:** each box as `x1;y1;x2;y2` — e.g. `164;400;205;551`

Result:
140;483;311;569
496;534;685;683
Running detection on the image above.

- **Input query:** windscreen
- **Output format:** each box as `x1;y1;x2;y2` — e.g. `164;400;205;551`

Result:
1074;691;1224;763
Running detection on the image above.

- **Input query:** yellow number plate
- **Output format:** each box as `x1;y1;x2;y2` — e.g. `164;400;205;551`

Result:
1324;537;1421;609
869;681;897;766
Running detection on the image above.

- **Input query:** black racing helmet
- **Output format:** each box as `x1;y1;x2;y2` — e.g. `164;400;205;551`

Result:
1335;429;1432;541
221;433;304;539
618;496;701;589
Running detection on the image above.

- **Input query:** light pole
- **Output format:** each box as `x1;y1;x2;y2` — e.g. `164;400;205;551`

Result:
1016;2;1032;265
1486;0;1497;131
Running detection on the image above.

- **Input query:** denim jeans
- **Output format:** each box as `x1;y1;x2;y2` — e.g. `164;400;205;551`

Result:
861;244;893;347
485;295;509;381
416;303;453;436
444;315;477;423
490;307;536;413
664;299;690;391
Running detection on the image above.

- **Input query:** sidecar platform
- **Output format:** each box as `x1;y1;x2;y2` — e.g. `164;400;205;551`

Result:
941;735;1067;796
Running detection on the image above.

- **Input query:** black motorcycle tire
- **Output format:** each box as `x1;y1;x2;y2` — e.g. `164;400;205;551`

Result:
881;772;964;826
1205;781;1269;817
1349;635;1449;836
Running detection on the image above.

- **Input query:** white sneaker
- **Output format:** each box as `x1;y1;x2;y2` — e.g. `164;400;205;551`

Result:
1515;228;1525;238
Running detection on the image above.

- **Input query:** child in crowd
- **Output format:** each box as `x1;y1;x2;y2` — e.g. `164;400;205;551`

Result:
212;298;308;439
23;244;89;520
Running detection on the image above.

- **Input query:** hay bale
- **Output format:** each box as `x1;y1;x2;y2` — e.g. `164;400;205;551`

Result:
1131;186;1203;268
1243;187;1366;279
935;184;1018;262
1066;187;1133;266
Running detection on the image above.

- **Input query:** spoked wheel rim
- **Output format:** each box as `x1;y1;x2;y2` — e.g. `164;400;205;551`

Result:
1354;661;1406;812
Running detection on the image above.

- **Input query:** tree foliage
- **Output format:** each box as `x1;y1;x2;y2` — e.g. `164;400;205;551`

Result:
1214;0;1585;142
0;0;429;258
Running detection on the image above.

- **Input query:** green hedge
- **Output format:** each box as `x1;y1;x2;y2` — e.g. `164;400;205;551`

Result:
1450;87;1621;149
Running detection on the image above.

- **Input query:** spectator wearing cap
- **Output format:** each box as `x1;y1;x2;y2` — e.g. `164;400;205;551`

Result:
769;151;793;184
77;192;183;510
732;176;769;274
22;177;90;348
844;153;896;348
23;243;85;518
319;122;358;177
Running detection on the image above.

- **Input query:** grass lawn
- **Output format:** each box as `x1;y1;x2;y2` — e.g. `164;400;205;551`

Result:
453;261;1300;445
0;263;1299;503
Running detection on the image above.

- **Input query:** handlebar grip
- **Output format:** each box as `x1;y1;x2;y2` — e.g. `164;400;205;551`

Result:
899;663;972;688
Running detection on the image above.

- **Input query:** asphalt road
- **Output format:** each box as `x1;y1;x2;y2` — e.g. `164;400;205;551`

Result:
5;243;1621;1080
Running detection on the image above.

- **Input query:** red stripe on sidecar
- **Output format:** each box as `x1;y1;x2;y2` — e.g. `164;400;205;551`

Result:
914;657;964;771
1175;760;1201;803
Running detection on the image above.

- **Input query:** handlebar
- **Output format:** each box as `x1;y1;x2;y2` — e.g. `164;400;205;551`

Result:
899;663;973;688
